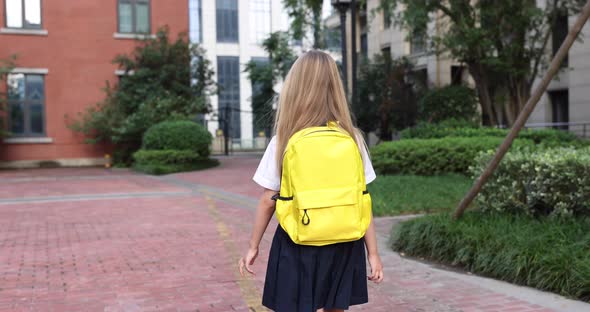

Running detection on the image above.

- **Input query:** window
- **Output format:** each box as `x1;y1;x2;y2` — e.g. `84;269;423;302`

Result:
118;0;150;34
217;56;241;138
451;65;464;86
5;0;41;29
250;0;270;43
360;33;368;60
216;0;238;43
250;57;270;137
325;27;341;52
552;11;568;67
383;9;391;29
410;30;426;55
189;0;202;43
409;18;427;55
381;46;391;57
7;73;45;136
549;90;569;130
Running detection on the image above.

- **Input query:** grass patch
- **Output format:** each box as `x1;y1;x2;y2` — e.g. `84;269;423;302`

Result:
391;212;590;301
368;174;472;216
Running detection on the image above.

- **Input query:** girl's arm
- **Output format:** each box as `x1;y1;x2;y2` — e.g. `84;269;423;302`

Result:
239;188;277;276
364;216;384;283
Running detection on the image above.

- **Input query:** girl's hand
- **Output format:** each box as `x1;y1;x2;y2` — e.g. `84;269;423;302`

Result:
367;253;384;283
239;247;259;277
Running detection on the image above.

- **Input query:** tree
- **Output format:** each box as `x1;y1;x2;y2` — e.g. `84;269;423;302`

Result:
68;27;216;164
355;52;423;140
381;0;584;126
283;0;325;48
0;55;17;141
244;31;296;137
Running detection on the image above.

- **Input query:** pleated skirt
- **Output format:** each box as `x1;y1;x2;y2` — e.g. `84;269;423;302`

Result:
262;225;368;312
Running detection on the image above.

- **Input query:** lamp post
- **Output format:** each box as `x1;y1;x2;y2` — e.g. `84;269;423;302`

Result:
331;0;351;95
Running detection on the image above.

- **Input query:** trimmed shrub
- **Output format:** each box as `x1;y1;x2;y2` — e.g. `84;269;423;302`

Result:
142;120;212;158
370;136;533;175
132;149;218;175
391;212;590;301
418;86;479;123
400;122;585;148
472;147;590;218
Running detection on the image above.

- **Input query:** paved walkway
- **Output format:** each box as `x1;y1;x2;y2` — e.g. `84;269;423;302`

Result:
0;156;588;312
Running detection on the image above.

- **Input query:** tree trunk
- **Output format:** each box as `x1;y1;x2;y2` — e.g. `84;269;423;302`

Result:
468;63;498;125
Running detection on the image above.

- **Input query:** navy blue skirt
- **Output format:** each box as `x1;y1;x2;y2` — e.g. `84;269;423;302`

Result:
262;225;368;311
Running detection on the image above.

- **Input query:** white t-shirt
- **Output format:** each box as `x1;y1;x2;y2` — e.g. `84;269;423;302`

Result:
253;136;377;191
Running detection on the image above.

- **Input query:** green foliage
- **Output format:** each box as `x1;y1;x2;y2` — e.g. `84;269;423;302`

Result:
244;31;296;137
283;0;325;48
418;85;479;123
368;174;472;216
379;0;584;125
0;55;17;140
370;136;533;175
472;147;590;218
68;27;216;164
391;212;590;301
142;120;212;158
400;122;584;148
132;120;216;175
355;53;423;140
133;150;219;175
133;149;204;165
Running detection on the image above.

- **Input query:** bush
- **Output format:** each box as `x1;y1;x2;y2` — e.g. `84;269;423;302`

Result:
370;136;533;175
400;122;585;148
368;174;472;216
142;120;212;158
418;86;479;123
472;147;590;218
67;28;216;164
132;149;218;175
391;212;590;301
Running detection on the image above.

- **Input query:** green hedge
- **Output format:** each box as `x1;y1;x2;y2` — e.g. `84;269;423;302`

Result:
473;147;590;218
400;123;585;148
142;120;212;158
391;212;590;301
132;149;218;175
370;136;533;175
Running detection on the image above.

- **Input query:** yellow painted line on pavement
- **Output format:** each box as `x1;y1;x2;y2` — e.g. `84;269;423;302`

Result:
205;195;266;311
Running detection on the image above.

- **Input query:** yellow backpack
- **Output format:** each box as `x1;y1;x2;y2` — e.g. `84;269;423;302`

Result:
273;122;372;246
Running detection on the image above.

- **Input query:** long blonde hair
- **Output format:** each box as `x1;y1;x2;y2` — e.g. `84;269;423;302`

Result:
274;50;365;169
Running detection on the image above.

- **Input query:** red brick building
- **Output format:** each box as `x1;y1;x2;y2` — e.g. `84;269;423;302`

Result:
0;0;188;167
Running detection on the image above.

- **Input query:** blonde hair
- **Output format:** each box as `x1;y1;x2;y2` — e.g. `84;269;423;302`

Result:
274;50;365;169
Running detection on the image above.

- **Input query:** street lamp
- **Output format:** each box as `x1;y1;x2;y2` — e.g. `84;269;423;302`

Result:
331;0;351;95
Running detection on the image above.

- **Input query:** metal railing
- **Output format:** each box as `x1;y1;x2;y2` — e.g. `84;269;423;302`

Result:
521;121;590;138
211;137;270;155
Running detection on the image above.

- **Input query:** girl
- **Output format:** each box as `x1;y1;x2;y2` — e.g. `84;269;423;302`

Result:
239;50;383;312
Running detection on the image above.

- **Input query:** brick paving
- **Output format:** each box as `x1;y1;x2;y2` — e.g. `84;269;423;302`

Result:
0;157;588;311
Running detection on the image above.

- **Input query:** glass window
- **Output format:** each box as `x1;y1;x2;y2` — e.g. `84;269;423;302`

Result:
7;74;46;136
217;56;241;138
5;0;41;29
216;0;238;43
410;31;426;55
189;0;203;43
552;11;568;67
383;9;391;29
250;0;270;43
118;0;150;34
